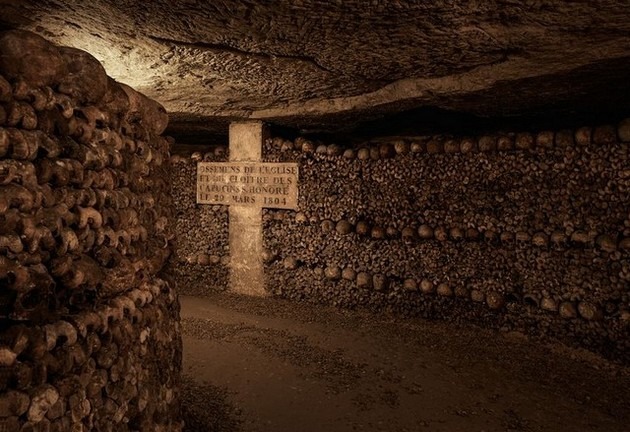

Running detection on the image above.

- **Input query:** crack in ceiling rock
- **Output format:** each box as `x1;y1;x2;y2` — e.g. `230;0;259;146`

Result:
148;35;343;78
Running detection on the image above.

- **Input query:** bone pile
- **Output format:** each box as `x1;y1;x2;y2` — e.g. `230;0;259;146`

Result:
0;30;182;431
169;149;230;297
259;124;628;361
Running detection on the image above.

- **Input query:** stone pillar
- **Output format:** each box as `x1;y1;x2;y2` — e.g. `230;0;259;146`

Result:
228;121;267;296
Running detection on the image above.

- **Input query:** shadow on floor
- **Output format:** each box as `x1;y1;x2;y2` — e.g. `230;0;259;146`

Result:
182;374;242;432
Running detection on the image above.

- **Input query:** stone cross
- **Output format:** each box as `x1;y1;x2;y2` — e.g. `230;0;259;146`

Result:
196;121;298;296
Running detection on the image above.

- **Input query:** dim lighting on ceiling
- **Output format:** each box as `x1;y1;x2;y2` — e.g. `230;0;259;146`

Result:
48;30;159;91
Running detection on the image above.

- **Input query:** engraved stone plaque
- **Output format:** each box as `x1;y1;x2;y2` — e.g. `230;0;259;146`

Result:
197;162;299;209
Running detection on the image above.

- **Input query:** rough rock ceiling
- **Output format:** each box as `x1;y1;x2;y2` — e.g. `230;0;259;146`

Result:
2;0;630;140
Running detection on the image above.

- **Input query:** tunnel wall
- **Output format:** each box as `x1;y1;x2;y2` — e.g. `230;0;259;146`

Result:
265;124;630;364
172;118;629;362
0;31;182;431
170;155;229;297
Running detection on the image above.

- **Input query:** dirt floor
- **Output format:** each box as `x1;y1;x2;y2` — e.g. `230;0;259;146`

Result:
179;293;630;432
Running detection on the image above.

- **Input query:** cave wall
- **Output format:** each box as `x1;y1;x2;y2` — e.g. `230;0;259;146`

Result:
170;149;230;297
172;118;629;362
0;31;182;431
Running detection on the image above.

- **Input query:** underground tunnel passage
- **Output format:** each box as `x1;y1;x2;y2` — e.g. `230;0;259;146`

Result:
0;1;629;431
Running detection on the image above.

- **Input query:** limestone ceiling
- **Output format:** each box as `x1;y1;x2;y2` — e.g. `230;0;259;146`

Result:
2;0;630;140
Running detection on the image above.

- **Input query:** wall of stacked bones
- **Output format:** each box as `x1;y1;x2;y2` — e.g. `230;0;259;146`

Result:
173;118;630;362
0;31;182;431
